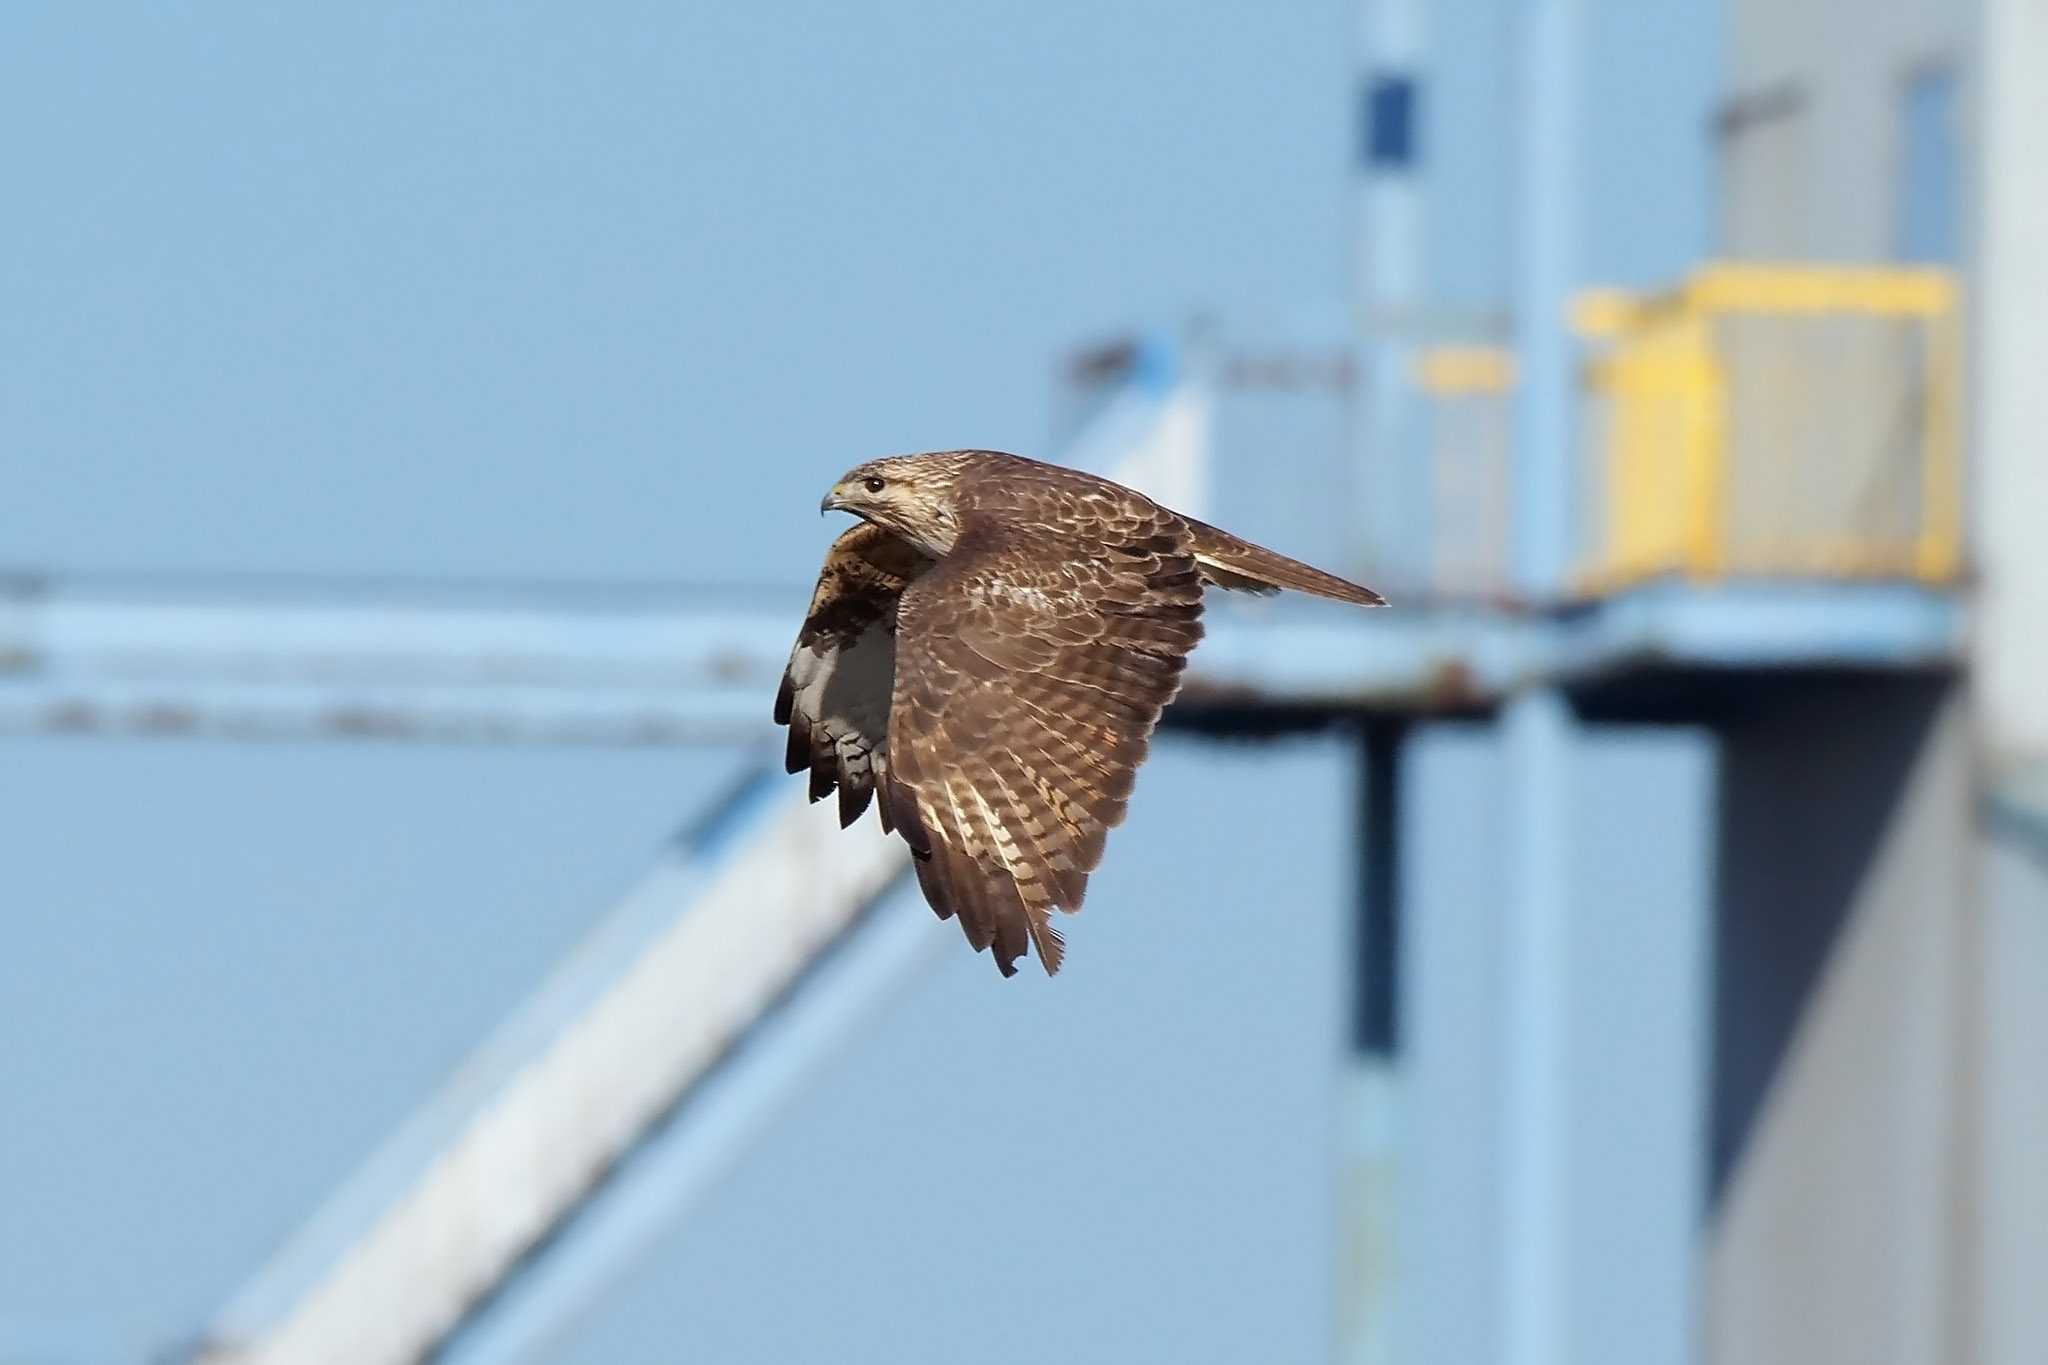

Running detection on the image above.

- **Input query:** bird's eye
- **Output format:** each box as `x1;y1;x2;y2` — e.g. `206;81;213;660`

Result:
862;476;886;493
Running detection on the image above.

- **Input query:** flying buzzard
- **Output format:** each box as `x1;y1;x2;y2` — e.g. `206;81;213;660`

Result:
776;450;1382;978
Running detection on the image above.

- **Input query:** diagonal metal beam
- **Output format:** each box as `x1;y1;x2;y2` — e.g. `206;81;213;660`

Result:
186;769;911;1365
180;339;1211;1365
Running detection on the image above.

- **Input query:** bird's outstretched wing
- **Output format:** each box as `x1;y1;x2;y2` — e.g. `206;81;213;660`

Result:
775;523;933;828
879;508;1205;977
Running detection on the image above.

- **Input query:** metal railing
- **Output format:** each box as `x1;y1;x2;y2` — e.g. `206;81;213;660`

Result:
1573;264;1963;592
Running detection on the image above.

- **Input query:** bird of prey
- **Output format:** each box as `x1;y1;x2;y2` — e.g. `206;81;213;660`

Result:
776;450;1383;978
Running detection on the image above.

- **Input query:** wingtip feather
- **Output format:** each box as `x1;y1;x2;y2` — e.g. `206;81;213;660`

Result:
783;718;810;775
1027;910;1066;976
837;777;874;828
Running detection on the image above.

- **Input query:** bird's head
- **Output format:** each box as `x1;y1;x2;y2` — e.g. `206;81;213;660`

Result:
820;454;969;557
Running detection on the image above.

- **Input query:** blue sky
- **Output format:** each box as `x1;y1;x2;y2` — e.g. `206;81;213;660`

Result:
1;1;1350;584
0;4;1361;1358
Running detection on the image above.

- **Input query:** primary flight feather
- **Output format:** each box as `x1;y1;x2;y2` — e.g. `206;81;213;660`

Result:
776;450;1383;978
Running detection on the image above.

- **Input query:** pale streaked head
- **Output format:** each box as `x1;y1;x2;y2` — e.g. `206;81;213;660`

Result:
820;453;973;558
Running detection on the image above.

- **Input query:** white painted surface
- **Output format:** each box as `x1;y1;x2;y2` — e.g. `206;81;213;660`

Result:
1978;825;2048;1365
196;788;907;1365
1977;0;2048;766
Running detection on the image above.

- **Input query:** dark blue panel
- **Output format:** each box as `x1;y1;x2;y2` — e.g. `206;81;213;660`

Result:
1364;74;1420;169
1356;722;1404;1055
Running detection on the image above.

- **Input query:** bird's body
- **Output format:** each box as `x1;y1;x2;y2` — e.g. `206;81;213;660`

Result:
778;450;1382;977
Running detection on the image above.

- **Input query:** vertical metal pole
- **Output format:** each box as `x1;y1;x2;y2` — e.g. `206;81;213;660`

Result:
1357;722;1403;1058
1501;7;1582;1339
1500;686;1575;1365
1339;721;1404;1365
1338;2;1425;1356
1512;0;1583;600
1501;3;1582;1345
1344;3;1425;1353
1354;0;1427;589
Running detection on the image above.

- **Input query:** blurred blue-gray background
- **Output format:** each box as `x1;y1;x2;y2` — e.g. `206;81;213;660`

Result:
4;3;2045;1364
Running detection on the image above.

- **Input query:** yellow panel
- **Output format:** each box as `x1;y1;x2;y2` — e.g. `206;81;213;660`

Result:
1414;346;1518;395
1568;264;1962;593
1687;263;1956;316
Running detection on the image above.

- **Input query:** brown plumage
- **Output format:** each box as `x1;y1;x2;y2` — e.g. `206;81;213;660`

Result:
777;450;1383;978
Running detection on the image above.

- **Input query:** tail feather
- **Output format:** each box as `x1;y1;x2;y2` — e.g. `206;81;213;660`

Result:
1182;517;1386;607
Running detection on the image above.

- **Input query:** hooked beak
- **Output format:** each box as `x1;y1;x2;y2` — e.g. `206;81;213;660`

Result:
819;489;844;515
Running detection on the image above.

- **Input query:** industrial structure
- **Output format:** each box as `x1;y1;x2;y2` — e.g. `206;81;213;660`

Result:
5;1;2044;1362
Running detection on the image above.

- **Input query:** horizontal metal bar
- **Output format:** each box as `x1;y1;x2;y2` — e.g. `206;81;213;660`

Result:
0;579;1967;747
0;583;793;689
0;578;782;744
1573;264;1960;333
1685;263;1958;315
0;680;764;747
1413;345;1518;395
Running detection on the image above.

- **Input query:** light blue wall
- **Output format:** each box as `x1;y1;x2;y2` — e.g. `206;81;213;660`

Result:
1423;0;1518;316
1396;724;1511;1364
1560;724;1713;1365
1419;0;1719;313
1398;716;1713;1365
1582;0;1720;289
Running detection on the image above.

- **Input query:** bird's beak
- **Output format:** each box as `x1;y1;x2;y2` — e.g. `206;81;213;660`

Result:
819;489;844;515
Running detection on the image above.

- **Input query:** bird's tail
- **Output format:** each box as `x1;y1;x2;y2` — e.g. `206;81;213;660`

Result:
1183;517;1387;607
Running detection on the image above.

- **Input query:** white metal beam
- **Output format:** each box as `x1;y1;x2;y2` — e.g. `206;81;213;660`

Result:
1;577;1966;750
0;578;782;745
188;770;909;1365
